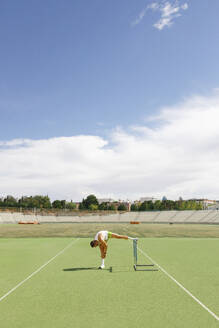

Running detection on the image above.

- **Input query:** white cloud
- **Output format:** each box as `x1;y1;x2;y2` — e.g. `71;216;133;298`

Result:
131;7;148;26
181;3;188;10
154;1;188;30
132;1;189;30
162;2;181;17
154;16;173;30
1;90;219;201
131;2;161;26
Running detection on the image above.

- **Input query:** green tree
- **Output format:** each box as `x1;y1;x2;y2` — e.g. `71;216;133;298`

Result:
154;200;162;210
66;202;76;210
18;195;51;209
98;202;108;210
79;202;86;210
18;196;32;208
131;204;139;211
177;200;187;210
147;201;154;210
107;204;116;211
139;201;148;211
81;194;99;209
161;199;176;210
52;200;62;209
3;195;18;207
196;202;202;210
52;200;66;209
60;200;66;209
33;195;51;208
89;204;98;211
117;203;127;211
0;197;4;207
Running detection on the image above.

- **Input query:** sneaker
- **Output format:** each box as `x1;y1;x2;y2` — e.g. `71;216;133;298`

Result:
98;264;105;269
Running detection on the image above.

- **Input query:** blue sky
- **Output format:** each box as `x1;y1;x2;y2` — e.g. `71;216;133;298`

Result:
1;0;219;201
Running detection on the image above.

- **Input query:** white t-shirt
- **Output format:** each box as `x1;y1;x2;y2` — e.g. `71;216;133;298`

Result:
94;231;108;241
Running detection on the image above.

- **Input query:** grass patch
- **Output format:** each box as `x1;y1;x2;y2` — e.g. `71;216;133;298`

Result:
0;237;219;327
1;223;219;238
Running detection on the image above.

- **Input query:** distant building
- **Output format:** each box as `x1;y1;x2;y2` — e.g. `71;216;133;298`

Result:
98;198;115;204
97;198;131;211
119;202;131;211
188;199;217;209
75;202;80;209
139;197;157;203
189;198;216;204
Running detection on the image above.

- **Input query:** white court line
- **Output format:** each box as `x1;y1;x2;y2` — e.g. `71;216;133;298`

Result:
137;244;219;322
0;238;79;303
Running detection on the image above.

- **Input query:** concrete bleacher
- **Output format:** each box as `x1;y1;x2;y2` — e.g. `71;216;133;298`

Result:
153;211;178;223
0;212;26;223
207;211;219;224
1;210;219;224
181;210;219;224
120;212;158;222
171;210;194;222
203;211;219;223
138;212;161;222
185;210;209;223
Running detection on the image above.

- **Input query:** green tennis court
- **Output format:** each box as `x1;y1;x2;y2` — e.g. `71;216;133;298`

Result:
0;237;219;328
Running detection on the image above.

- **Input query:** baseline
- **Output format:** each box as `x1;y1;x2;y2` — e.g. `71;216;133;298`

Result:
0;238;80;303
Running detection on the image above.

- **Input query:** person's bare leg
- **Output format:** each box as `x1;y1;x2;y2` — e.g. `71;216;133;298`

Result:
111;233;137;241
111;233;128;240
99;243;107;269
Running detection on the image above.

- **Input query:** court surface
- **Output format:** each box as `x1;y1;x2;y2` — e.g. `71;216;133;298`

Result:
0;237;219;328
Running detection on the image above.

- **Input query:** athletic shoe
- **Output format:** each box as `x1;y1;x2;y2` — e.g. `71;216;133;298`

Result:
98;264;105;269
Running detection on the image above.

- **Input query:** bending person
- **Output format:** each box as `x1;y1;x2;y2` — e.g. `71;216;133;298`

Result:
90;230;137;269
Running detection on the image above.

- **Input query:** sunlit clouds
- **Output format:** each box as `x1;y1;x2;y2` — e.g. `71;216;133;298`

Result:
1;90;219;201
132;1;189;30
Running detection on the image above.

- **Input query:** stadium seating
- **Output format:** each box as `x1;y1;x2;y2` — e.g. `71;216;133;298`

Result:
1;210;219;224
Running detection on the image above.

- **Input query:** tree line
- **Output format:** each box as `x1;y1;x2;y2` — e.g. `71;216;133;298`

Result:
0;195;76;210
131;199;202;211
0;194;203;211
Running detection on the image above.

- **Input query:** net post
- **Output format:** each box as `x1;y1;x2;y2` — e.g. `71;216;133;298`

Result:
133;239;158;272
133;239;138;265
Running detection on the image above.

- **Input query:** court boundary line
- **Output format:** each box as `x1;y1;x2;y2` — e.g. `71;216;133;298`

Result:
137;245;219;322
0;238;80;303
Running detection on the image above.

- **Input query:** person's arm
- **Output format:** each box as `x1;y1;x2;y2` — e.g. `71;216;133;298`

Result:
98;234;107;258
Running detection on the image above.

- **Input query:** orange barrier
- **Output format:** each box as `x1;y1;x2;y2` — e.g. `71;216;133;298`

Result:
130;221;140;224
18;221;39;224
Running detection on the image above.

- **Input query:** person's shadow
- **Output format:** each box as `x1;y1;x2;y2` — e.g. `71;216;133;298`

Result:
63;267;97;272
63;267;111;272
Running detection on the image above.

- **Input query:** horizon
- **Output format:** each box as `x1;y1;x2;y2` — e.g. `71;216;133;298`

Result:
0;193;218;204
